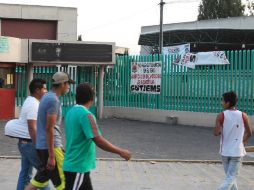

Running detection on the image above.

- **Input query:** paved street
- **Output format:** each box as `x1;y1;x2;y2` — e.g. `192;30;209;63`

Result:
1;118;254;160
1;118;254;189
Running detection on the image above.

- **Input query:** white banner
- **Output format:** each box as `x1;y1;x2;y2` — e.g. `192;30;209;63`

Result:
163;44;230;69
162;43;190;55
130;62;161;94
177;51;230;68
163;44;191;67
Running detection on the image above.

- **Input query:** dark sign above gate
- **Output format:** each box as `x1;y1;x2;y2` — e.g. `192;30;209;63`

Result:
31;42;113;64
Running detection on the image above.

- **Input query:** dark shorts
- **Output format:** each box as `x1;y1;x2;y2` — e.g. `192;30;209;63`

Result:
64;171;93;190
31;148;65;190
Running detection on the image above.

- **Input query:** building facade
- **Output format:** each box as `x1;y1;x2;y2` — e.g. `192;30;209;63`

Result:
0;3;77;41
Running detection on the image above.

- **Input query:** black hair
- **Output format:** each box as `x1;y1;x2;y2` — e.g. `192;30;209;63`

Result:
76;83;94;105
222;91;237;107
29;78;46;94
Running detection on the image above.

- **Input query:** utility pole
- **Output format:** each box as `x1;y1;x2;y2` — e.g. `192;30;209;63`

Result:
159;0;165;54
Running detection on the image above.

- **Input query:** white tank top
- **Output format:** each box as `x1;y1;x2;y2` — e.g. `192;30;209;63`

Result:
220;110;246;157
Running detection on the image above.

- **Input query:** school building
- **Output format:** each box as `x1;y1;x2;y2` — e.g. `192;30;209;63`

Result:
0;3;115;120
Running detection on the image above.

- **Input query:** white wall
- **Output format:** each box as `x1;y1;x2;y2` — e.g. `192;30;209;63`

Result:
103;107;254;128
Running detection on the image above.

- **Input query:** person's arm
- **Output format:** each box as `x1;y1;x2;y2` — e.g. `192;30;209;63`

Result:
83;114;131;160
93;136;131;160
242;112;252;145
46;114;57;170
214;112;223;136
27;120;37;144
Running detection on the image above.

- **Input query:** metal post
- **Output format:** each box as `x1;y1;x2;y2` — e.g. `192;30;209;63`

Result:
97;65;105;119
26;63;33;95
27;39;33;96
159;0;165;54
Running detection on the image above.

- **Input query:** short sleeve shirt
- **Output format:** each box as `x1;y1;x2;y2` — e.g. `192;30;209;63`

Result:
36;91;62;149
5;96;39;139
63;105;102;173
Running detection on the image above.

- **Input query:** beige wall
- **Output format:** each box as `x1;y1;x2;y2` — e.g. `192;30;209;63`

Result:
0;36;28;63
0;3;77;41
103;107;254;128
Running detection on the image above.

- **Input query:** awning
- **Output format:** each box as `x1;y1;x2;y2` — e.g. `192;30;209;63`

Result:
139;16;254;51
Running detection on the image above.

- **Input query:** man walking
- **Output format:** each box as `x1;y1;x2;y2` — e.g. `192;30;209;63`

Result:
214;91;252;190
5;78;48;190
25;72;75;190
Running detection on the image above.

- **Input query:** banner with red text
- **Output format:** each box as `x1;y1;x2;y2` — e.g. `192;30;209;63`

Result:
130;62;161;94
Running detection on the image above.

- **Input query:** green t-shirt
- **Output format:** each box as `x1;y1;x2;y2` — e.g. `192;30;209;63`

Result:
63;105;102;173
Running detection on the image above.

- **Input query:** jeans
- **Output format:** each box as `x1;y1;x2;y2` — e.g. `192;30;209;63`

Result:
17;140;50;190
218;156;242;190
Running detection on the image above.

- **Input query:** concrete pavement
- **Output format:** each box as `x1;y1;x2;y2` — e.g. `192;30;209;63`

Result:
1;158;254;190
2;118;254;160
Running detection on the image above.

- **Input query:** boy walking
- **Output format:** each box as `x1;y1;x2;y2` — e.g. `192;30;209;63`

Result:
63;83;131;190
214;91;252;190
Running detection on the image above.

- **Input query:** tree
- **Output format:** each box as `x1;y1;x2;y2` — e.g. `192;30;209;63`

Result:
245;0;254;15
198;0;245;20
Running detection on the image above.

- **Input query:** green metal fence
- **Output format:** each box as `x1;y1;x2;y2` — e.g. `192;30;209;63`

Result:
16;65;57;106
104;50;254;115
16;65;28;107
15;65;97;116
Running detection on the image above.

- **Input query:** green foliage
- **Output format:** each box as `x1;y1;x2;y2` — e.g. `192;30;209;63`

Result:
198;0;245;20
245;0;254;15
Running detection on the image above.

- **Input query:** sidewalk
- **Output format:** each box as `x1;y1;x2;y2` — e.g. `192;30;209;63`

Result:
1;158;254;190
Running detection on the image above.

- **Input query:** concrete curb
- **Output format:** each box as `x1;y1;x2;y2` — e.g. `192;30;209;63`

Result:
1;156;254;165
97;158;254;165
0;156;20;159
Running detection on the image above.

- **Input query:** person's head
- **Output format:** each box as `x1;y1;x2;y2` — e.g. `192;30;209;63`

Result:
76;83;94;108
221;91;237;109
29;78;47;99
51;72;75;96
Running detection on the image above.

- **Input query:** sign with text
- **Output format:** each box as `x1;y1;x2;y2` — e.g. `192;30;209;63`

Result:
130;62;161;94
0;37;9;53
163;43;191;66
174;51;230;68
162;43;190;55
31;42;113;63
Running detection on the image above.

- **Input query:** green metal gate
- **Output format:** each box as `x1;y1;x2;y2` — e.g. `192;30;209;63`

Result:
16;65;98;117
104;51;254;115
73;66;98;116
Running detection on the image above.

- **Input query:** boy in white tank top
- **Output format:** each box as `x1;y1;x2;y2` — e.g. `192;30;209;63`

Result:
214;91;252;190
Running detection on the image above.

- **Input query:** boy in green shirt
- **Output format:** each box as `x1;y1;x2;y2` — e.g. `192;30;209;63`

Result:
63;83;131;190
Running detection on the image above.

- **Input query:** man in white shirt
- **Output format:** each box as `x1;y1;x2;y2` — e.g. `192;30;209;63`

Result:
5;78;48;190
214;91;252;190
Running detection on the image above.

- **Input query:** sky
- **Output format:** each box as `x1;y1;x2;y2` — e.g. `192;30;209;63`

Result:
0;0;202;54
